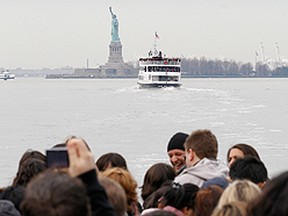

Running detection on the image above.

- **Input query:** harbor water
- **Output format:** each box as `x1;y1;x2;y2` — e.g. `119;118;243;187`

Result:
0;78;288;187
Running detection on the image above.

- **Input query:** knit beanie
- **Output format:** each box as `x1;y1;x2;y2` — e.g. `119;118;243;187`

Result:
167;132;189;152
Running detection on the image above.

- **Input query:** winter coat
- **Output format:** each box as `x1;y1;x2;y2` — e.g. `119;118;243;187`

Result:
174;158;229;187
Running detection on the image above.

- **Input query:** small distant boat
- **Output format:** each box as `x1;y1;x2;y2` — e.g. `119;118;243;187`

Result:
137;36;182;88
0;70;15;80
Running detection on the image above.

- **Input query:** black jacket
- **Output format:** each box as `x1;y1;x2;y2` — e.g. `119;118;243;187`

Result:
79;170;116;216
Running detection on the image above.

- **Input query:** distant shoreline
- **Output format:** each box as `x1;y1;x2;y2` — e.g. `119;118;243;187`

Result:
44;74;288;79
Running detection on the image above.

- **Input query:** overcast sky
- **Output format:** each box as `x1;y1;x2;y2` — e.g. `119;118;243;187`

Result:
1;0;287;69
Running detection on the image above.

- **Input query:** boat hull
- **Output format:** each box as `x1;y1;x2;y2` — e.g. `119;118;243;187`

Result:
137;82;181;88
0;74;15;80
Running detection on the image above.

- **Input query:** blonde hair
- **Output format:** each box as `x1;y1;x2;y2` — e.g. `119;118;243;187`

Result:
101;167;138;213
217;180;261;208
212;201;247;216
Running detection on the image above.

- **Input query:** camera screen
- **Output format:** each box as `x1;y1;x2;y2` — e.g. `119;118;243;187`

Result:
46;148;69;168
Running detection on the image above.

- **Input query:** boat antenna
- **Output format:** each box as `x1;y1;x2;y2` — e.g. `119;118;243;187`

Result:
275;42;281;63
260;42;265;62
254;51;259;72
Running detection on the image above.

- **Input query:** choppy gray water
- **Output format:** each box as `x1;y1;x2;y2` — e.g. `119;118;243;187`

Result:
0;78;288;187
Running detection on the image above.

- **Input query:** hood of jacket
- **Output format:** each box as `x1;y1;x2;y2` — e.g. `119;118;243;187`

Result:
174;158;229;187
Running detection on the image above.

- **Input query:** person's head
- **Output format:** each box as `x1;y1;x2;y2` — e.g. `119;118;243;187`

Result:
141;163;176;201
96;152;127;172
227;144;260;167
17;150;46;167
181;183;200;216
143;185;172;209
184;129;218;167
229;157;268;188
21;170;91;216
13;150;46;186
248;171;288;216
212;201;247;216
217;180;261;209
12;158;47;187
167;132;188;174
194;185;223;216
99;177;127;216
160;183;199;216
142;209;177;216
64;135;91;151
101;167;138;215
0;185;25;213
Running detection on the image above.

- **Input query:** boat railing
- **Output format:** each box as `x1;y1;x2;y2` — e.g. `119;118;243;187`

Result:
140;66;181;72
139;58;180;65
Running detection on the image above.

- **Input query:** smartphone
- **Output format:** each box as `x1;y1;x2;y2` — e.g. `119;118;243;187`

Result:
46;147;69;168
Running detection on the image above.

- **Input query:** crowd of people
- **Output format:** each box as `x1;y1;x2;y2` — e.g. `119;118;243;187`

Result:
0;129;287;216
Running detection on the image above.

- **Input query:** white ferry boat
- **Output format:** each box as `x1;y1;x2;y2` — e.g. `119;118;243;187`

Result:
0;70;15;80
137;44;182;88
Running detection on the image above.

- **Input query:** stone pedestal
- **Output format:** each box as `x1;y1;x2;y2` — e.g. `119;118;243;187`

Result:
108;41;124;64
102;41;130;76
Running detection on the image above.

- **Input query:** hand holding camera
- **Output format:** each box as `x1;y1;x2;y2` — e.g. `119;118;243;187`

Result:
66;138;96;177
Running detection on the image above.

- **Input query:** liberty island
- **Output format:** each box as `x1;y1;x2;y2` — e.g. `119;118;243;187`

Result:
46;6;137;79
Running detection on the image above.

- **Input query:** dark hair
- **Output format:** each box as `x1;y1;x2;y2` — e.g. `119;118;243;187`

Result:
96;152;127;172
21;170;91;216
248;171;288;216
194;185;223;216
161;183;199;210
227;144;260;163
13;158;47;187
143;209;177;216
143;185;172;209
185;129;218;159
64;136;91;151
13;150;46;187
17;150;46;166
52;143;66;148
229;156;268;184
141;163;176;201
0;185;25;213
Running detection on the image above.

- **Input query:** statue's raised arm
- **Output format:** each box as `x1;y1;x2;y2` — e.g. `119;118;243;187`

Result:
109;6;120;42
109;6;114;17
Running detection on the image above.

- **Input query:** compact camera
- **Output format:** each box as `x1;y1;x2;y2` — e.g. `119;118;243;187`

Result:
46;147;69;168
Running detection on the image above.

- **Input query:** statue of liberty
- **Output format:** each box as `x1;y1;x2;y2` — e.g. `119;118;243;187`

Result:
109;6;120;42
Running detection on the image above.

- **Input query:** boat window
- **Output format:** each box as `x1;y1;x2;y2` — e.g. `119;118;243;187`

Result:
152;76;158;81
145;65;180;72
158;76;179;81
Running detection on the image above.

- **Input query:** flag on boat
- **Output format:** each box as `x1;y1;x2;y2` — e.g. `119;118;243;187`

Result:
155;32;160;39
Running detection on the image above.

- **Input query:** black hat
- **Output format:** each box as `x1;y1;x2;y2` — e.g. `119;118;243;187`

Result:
167;132;189;152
